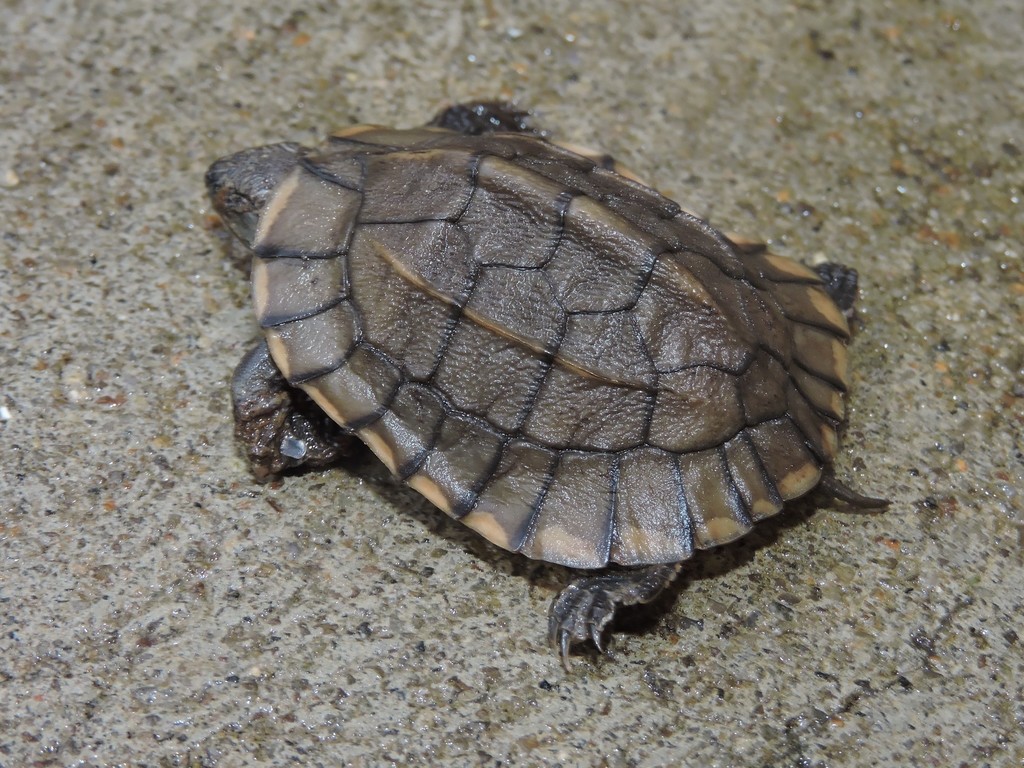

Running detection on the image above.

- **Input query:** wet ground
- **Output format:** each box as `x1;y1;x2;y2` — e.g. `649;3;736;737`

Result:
2;1;1022;765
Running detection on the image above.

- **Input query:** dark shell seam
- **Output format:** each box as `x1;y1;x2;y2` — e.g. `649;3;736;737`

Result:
738;429;785;509
259;295;345;329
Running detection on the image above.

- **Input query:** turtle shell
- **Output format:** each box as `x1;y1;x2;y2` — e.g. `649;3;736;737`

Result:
249;124;853;569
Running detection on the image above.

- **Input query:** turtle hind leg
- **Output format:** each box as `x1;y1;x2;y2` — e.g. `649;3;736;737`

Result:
231;341;359;481
814;263;860;313
549;562;682;670
428;102;540;136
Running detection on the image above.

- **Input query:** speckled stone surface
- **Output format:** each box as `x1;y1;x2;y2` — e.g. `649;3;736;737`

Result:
2;2;1022;766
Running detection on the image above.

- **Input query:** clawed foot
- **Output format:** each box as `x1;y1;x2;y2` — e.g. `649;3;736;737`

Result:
548;577;618;665
548;563;682;670
232;342;357;480
428;102;539;136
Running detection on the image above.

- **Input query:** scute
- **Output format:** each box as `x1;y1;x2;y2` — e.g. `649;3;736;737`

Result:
610;448;693;565
678;448;751;549
633;255;753;373
520;364;652;451
647;367;744;453
465;265;566;355
253;255;345;328
431;319;547;432
358;149;478;223
519;452;616;568
415;412;506;515
544;195;661;313
265;303;356;382
254;167;360;259
461;441;558;552
254;123;858;569
458;156;566;268
303;344;401;429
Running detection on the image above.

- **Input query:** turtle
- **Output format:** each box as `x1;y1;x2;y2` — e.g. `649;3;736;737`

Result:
205;102;887;667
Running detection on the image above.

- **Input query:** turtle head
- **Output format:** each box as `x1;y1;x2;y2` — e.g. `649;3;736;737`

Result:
205;142;300;248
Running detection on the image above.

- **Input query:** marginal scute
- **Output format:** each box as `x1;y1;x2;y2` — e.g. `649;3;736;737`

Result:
746;419;822;501
519;452;615;568
330;124;449;148
771;282;850;338
302;344;401;428
723;434;784;521
254;167;360;258
357;424;400;476
755;252;822;283
265;303;357;383
678;449;751;549
253;255;345;328
378;383;448;477
786;385;839;462
330;123;386;140
462;441;558;552
610;448;693;565
792;325;849;389
418;413;506;516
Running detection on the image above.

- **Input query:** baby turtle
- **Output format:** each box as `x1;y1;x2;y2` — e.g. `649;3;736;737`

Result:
206;102;887;667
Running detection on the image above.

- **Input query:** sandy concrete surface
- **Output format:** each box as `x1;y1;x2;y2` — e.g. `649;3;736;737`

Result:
2;1;1021;765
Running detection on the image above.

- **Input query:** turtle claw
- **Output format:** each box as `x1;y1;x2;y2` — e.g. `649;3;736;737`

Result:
559;628;572;671
548;564;683;669
549;580;617;670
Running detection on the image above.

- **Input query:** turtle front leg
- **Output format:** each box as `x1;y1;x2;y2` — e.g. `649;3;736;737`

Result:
231;341;358;481
549;562;682;669
428;102;539;135
814;262;860;314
